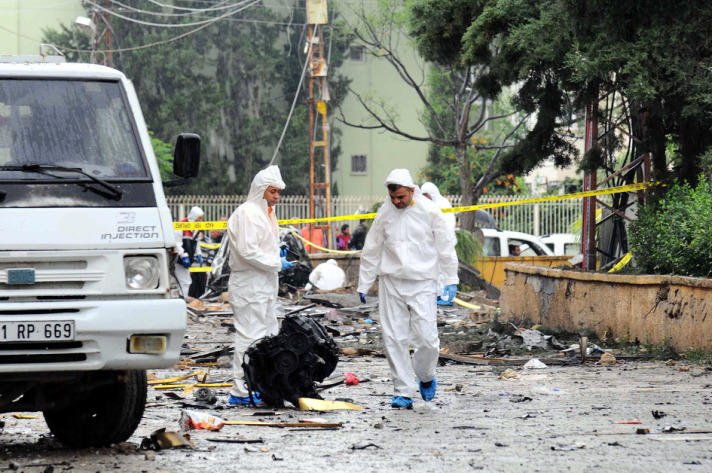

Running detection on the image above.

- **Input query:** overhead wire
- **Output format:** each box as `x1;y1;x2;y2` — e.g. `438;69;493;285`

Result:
107;0;220;17
60;0;262;54
146;0;254;12
84;0;253;28
269;22;314;165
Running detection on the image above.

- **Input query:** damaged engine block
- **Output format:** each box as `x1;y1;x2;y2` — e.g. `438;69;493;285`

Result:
243;314;339;407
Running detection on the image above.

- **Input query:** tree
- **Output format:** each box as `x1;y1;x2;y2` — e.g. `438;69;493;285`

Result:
335;0;529;230
44;1;351;195
462;0;712;188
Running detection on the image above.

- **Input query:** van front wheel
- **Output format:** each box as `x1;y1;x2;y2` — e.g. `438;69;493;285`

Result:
43;370;147;448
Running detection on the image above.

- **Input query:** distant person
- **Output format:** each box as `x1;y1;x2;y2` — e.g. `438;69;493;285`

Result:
508;244;521;257
421;181;457;305
204;216;227;267
348;219;368;250
358;169;458;409
226;165;292;406
421;181;456;232
174;206;205;298
336;224;351;250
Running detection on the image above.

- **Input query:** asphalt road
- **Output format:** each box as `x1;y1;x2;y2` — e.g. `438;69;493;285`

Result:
2;310;712;473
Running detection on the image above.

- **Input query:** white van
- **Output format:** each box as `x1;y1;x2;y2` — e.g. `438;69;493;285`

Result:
540;233;581;256
479;228;554;257
0;56;199;447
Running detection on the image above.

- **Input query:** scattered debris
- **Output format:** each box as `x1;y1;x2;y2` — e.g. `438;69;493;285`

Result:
351;443;382;450
616;420;642;424
551;443;585;451
193;387;218;405
662;425;686;433
510;395;533;403
679;366;690;372
298;398;363;411
11;414;39;419
223;420;342;428
345;372;360;385
499;369;520;380
636;428;650;435
599;352;617;365
523;358;547;369
244;314;339;407
308;259;346;290
206;438;264;444
181;410;226;431
143;428;194;450
652;410;667;419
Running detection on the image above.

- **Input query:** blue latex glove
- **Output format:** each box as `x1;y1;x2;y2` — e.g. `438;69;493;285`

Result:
281;256;294;271
359;293;367;304
280;246;289;257
437;284;457;306
196;254;204;266
180;255;191;268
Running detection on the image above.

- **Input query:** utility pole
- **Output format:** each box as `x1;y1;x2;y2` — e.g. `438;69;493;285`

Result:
306;0;331;249
81;0;114;66
582;102;597;271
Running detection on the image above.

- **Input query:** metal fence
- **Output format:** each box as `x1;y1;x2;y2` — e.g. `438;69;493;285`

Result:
167;194;583;236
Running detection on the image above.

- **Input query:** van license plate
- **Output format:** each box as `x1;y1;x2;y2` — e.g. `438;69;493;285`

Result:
0;321;74;342
7;268;35;285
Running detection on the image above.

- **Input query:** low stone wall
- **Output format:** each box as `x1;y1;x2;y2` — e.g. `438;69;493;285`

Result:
500;264;712;350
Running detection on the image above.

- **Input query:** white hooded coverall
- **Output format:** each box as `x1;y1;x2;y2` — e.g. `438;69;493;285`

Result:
174;206;204;297
226;165;285;397
421;181;457;293
420;181;456;232
358;169;459;399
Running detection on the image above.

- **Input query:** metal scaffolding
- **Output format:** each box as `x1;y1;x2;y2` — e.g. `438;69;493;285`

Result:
306;0;332;249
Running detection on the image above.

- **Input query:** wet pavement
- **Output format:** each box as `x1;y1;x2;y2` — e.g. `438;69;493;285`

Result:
2;296;712;472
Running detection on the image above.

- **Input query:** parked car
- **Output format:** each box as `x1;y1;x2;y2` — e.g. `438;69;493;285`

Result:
540;233;581;256
479;228;554;257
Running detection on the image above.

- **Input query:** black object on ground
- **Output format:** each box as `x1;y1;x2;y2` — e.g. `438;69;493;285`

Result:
243;314;339;408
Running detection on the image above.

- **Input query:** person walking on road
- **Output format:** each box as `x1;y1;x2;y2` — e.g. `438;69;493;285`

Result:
226;165;292;405
357;169;459;409
174;206;205;298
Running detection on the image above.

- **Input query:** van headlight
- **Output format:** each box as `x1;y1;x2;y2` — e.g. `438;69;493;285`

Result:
124;256;160;290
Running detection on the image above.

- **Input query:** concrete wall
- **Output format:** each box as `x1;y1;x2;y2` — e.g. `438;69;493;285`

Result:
500;264;712;350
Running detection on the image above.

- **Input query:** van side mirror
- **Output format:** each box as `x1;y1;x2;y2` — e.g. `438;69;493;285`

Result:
173;133;200;178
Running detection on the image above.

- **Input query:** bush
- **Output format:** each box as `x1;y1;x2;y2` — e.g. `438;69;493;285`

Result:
629;176;712;277
455;229;483;264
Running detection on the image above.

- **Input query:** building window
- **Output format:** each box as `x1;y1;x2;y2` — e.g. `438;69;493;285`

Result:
349;46;365;62
351;154;367;174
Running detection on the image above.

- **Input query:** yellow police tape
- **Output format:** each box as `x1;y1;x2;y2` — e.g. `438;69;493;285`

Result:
608;252;632;273
173;181;652;230
284;228;359;255
189;266;213;273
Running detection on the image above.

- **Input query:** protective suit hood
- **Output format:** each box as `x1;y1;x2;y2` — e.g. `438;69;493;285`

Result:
247;165;286;204
384;168;415;189
188;206;204;222
421;182;442;199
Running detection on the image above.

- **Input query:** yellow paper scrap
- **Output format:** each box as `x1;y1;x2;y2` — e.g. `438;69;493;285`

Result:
298;398;363;411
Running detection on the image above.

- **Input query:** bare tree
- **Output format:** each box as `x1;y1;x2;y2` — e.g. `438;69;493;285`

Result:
335;1;528;230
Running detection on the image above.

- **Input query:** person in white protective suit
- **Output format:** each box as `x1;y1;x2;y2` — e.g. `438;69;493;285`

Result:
421;181;456;232
226;165;293;405
357;169;459;409
174;206;204;298
421;182;457;306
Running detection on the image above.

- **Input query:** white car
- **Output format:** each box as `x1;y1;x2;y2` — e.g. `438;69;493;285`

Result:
478;228;554;257
540;233;581;256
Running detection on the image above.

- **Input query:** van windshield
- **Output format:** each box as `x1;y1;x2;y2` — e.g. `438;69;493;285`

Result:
0;79;147;180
